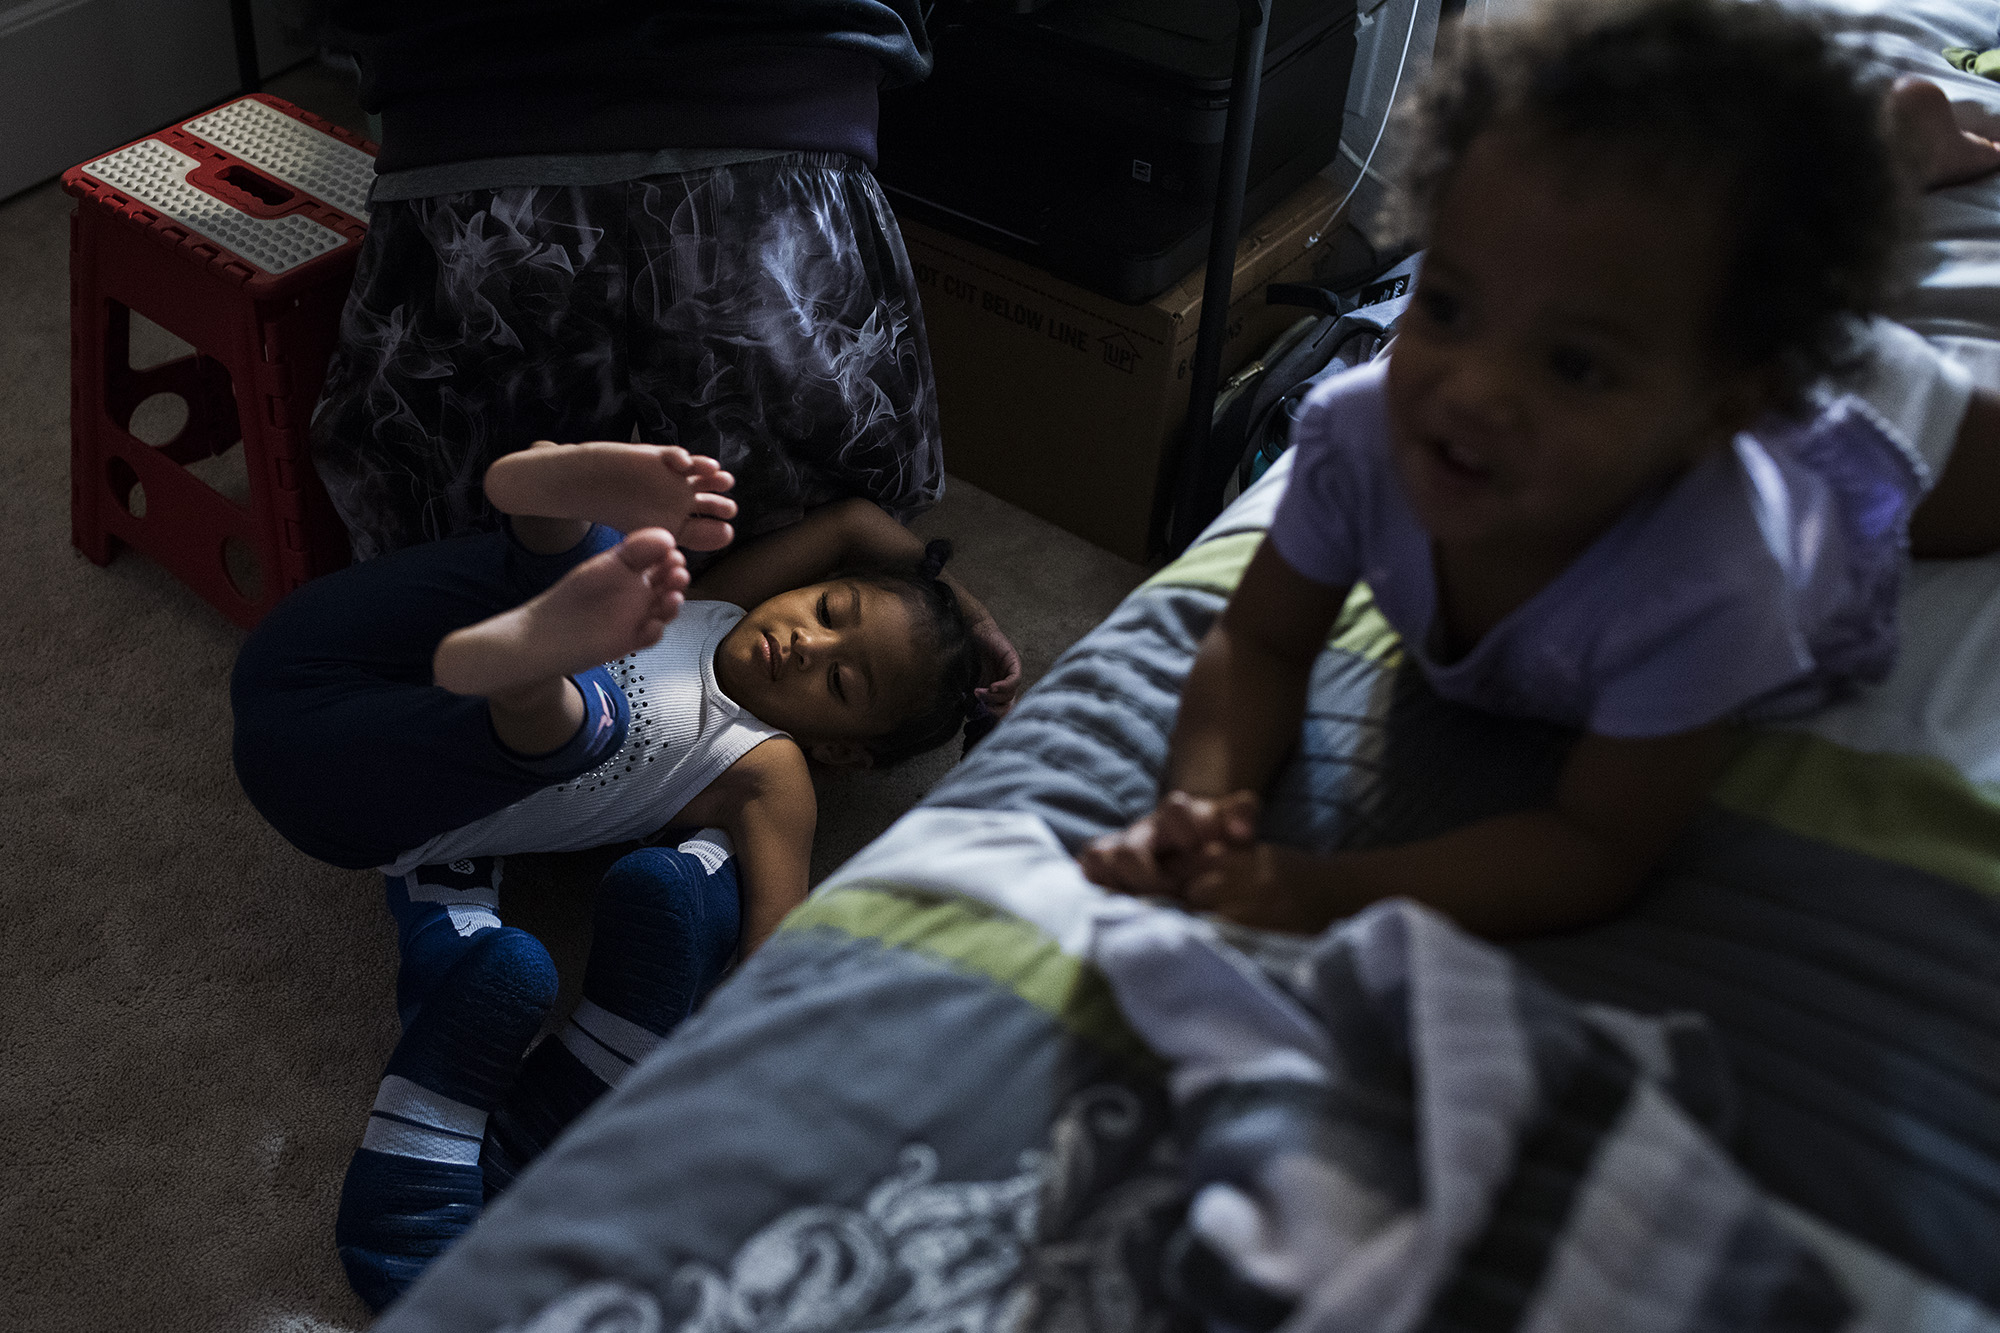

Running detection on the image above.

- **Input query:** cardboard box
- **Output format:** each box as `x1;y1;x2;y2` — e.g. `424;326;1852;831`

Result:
900;174;1344;561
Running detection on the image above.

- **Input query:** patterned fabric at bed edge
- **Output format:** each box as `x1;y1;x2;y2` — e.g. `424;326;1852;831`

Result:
375;884;1191;1333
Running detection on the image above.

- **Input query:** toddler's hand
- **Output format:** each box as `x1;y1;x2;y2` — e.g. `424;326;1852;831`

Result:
1079;789;1259;897
1175;842;1333;935
1079;811;1176;896
1156;788;1259;853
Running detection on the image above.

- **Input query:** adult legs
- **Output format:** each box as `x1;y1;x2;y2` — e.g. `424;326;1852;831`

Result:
624;153;945;558
309;187;633;560
312;163;941;565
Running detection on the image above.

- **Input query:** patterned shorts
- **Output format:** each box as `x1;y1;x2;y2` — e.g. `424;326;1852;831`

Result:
310;153;943;561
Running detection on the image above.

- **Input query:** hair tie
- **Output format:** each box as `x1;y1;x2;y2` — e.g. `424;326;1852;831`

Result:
918;538;953;581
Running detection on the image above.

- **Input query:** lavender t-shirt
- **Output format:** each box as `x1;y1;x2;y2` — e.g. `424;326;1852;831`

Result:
1266;361;1924;737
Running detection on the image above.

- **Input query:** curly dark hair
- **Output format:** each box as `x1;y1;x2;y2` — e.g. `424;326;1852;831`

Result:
835;539;985;768
1385;0;1907;401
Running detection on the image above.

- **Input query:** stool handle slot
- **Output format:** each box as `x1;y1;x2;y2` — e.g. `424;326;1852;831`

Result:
216;165;296;210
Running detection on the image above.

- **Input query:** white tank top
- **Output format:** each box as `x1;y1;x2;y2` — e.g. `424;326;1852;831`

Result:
383;600;786;874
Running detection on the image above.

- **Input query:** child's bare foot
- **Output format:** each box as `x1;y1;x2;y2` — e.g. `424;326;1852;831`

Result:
434;528;688;701
1890;76;2000;190
485;441;738;551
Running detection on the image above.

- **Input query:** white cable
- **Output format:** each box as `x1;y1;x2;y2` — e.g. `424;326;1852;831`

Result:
1324;0;1423;236
1339;137;1391;183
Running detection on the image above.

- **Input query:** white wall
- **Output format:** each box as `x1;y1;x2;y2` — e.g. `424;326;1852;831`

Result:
1321;0;1529;242
0;0;315;202
1334;0;1441;230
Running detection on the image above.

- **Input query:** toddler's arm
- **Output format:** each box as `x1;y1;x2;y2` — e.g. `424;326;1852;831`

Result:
1165;725;1731;938
692;497;1023;707
689;497;902;607
1167;541;1349;793
1081;539;1348;892
1081;536;1731;938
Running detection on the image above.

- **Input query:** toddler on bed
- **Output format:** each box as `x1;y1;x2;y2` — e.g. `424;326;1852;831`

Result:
231;443;1014;1309
1083;0;2000;937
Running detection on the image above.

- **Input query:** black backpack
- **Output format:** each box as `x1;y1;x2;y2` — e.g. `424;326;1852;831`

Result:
1211;250;1423;509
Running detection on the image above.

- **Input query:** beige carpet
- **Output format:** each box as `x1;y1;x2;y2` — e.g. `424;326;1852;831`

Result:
0;64;1147;1332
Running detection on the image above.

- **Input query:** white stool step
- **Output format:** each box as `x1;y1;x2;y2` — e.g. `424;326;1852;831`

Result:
80;138;349;276
184;97;376;220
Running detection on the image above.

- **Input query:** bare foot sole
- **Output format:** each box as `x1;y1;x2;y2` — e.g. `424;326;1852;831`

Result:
485;441;739;551
434;529;689;698
1890;76;2000;190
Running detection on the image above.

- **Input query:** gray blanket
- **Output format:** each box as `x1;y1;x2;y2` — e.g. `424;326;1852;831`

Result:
1092;890;1850;1331
926;559;2000;1309
376;547;2000;1333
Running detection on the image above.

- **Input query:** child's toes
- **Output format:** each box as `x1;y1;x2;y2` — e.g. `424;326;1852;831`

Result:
647;587;685;629
614;528;677;574
679;494;737;551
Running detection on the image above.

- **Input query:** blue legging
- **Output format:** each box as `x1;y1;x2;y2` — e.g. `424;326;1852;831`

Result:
231;522;630;871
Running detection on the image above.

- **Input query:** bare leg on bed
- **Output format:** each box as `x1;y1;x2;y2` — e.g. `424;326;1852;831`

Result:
1889;76;2000;191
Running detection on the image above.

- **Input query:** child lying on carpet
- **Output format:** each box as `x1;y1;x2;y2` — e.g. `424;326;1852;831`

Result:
1084;0;2000;936
231;442;1018;1310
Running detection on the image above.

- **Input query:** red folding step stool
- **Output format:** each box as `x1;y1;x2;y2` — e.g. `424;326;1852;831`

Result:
64;94;376;629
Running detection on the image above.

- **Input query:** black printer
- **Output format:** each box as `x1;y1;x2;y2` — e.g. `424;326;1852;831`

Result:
878;0;1359;304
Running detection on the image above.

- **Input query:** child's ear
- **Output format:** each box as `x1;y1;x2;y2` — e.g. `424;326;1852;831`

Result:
808;740;875;770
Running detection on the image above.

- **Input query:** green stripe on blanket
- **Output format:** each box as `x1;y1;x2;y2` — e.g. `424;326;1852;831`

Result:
1142;530;1404;665
784;884;1161;1069
1714;731;2000;899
